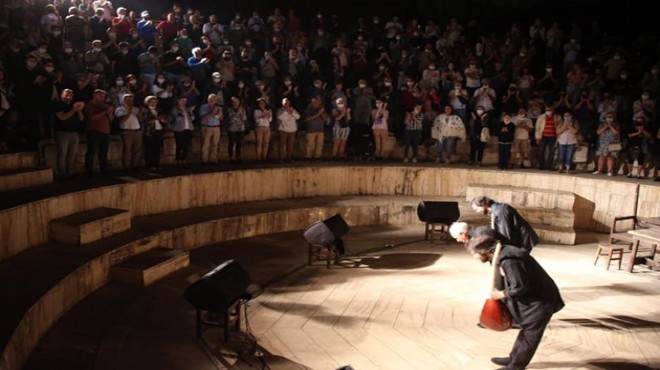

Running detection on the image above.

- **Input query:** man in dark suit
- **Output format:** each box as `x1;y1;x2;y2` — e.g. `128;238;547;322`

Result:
470;196;539;253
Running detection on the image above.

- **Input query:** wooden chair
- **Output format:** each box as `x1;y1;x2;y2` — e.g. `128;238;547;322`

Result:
308;243;338;269
610;215;644;247
594;244;624;271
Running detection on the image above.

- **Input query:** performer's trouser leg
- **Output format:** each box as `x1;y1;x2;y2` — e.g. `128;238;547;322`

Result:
509;314;552;369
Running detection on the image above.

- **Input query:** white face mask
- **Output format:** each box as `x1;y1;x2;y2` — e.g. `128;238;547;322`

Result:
64;48;73;54
642;94;650;100
284;80;291;86
38;48;47;54
171;47;179;52
545;111;552;116
157;78;165;84
94;47;102;52
213;77;221;83
121;49;129;55
238;82;244;88
359;84;367;88
52;31;61;37
116;80;124;85
606;117;614;122
384;82;392;87
476;109;484;115
45;66;54;73
337;104;345;109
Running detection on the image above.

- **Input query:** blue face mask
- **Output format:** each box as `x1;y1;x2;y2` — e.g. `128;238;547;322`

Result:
563;116;572;121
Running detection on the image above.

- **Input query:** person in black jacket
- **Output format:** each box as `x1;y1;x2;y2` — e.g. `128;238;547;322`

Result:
498;112;516;169
466;232;564;370
470;196;539;253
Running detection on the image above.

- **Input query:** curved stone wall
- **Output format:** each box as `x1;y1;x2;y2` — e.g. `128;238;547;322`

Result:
1;166;657;262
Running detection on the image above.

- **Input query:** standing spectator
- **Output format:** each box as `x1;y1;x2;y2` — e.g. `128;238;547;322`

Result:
535;105;561;170
351;79;374;126
331;97;351;160
156;13;180;50
111;7;132;40
89;8;111;43
593;112;621;176
304;96;328;160
140;96;165;170
84;89;113;176
432;105;466;164
277;98;300;162
187;47;211;91
137;46;159;87
64;7;86;51
512;108;533;168
254;98;273;161
161;42;186;84
372;99;390;160
625;117;651;179
632;91;655;123
556;111;580;173
202;15;224;46
198;93;223;164
464;60;482;95
403;102;423;163
115;94;142;171
468;106;489;166
471;78;497;114
137;11;156;45
227;97;247;163
448;80;469;121
170;95;195;168
54;89;84;179
497;113;516;170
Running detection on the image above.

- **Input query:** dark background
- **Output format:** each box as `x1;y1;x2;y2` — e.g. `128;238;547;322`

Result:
116;0;657;39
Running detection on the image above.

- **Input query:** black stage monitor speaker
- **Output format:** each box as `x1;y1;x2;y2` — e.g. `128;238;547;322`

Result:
417;201;461;224
303;214;350;247
184;259;251;313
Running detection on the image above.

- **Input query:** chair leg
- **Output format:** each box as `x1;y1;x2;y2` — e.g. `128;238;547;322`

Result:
594;246;602;266
617;251;623;270
606;249;613;270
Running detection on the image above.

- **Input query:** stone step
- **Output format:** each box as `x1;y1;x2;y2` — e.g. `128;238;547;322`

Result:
50;207;131;245
0;152;39;170
465;184;576;211
0;167;53;192
111;247;190;286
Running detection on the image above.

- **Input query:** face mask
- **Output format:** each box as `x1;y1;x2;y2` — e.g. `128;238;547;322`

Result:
121;49;129;55
108;33;117;38
642;94;650;100
620;74;628;79
429;66;436;70
337;104;345;109
406;81;414;87
384;82;392;87
476;109;484;115
519;53;525;57
94;47;102;52
606;117;614;122
545;111;552;116
395;36;401;41
132;33;139;38
157;78;165;84
129;80;137;85
116;80;124;85
376;102;383;107
314;83;322;88
504;119;511;123
518;113;526;117
26;61;37;68
38;48;47;54
223;40;230;45
284;80;291;86
651;69;658;75
213;77;222;83
563;115;572;121
482;85;489;89
238;82;244;88
181;34;188;39
171;47;179;52
183;82;191;87
614;55;620;60
52;31;61;37
318;31;324;36
469;65;476;68
546;68;553;73
45;66;54;73
245;41;252;46
64;48;73;54
359;83;367;88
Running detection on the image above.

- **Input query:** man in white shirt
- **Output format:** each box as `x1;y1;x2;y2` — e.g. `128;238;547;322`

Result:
511;108;533;168
277;98;300;162
471;78;497;113
115;94;142;170
432;105;466;164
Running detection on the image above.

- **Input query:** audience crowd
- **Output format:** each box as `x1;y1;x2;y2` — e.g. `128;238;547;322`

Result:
0;1;659;180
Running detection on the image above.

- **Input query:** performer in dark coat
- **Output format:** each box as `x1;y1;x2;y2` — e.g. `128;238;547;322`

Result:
470;196;539;253
466;233;564;370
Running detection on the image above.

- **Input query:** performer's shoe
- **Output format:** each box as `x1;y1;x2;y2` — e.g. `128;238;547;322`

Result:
490;357;511;366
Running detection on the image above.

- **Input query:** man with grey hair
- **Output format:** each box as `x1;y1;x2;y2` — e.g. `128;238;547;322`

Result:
449;222;504;244
470;196;538;253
